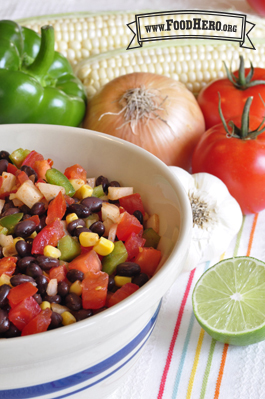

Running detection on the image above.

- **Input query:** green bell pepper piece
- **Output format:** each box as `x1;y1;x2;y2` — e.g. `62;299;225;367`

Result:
9;148;31;167
102;241;128;275
0;20;86;126
92;185;105;198
142;228;161;249
45;168;75;197
58;235;81;262
0;226;8;236
0;213;23;234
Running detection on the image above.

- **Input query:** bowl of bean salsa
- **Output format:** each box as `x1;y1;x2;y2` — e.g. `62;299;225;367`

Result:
0;124;192;399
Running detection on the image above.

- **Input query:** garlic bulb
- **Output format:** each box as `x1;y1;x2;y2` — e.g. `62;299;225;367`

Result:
169;167;243;272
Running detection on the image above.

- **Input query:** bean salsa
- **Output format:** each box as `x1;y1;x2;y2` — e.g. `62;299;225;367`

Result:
0;149;161;338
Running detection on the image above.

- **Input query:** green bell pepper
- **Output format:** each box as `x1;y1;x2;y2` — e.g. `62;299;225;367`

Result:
0;20;87;126
0;213;23;234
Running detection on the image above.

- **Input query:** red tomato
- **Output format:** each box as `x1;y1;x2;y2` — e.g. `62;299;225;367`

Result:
26;214;40;227
7;163;18;175
16;170;29;185
107;283;139;308
68;249;101;274
31;219;65;254
45;191;66;225
116;212;143;241
247;0;265;16
82;271;109;309
21;308;52;336
22;150;44;169
197;63;265;130
192;115;265;215
125;232;146;260
49;264;67;282
119;193;145;216
8;296;41;331
8;282;38;308
64;164;87;182
0;257;17;277
134;247;161;276
33;159;51;180
64;195;76;206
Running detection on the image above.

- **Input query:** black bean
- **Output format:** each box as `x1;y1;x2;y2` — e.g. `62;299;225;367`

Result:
57;281;69;297
33;293;42;305
0;151;10;161
116;262;141;277
36;256;60;270
95;175;109;193
108;276;115;291
67;218;85;235
81;197;103;213
0;284;11;308
133;210;144;225
17;256;35;272
20;165;38;181
66;269;84;283
48;311;63;330
35;275;48;295
20;204;31;214
132;273;149;287
65;293;82;311
109;181;120;188
0;247;3;259
14;219;36;238
67;203;90;218
15;240;32;257
35;215;46;233
0;159;8;175
43;294;61;304
74;309;93;321
2;207;20;217
30;202;46;216
74;226;91;238
90;221;105;237
0;310;10;333
5;322;21;338
10;274;36;286
26;263;43;278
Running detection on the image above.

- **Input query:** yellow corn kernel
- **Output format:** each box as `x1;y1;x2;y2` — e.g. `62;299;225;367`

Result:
79;232;99;247
61;311;76;326
0;273;11;286
40;301;51;310
114;276;132;287
93;236;114;256
69;280;83;296
43;245;61;259
69;179;84;192
75;184;93;200
66;213;78;224
29;231;37;239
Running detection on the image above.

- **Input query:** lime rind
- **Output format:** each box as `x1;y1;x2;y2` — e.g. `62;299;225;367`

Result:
192;256;265;346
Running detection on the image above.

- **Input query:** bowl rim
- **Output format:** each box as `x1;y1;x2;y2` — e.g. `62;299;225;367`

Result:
0;124;192;346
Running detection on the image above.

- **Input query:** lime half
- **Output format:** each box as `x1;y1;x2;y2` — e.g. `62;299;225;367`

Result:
192;256;265;346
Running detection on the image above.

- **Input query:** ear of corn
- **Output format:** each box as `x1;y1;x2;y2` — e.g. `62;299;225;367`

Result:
18;12;265;98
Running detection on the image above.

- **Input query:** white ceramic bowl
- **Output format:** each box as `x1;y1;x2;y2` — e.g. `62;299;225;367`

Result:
0;124;192;399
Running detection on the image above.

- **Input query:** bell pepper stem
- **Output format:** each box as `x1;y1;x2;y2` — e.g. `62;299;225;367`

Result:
26;25;54;82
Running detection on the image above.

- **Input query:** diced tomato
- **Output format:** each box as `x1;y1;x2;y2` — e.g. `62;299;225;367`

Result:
22;150;44;169
107;283;139;308
119;193;145;216
8;296;41;331
8;282;38;309
7;163;18;175
64;195;76;206
82;271;109;309
31;219;65;255
47;158;53;167
64;164;87;182
45;191;66;225
21;308;52;336
0;257;17;277
68;249;101;274
49;264;67;282
33;159;51;180
16;170;29;186
125;232;146;261
80;245;93;255
116;212;143;241
134;247;161;277
26;214;40;227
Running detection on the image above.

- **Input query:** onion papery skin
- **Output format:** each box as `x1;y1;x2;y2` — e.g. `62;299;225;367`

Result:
83;72;205;171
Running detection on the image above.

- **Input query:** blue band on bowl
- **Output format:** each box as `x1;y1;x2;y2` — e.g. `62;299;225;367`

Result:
1;301;161;399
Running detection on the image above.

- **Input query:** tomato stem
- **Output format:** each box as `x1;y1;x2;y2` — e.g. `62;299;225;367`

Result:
224;55;265;89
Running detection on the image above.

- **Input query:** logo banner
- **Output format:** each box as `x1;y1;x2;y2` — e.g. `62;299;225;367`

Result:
127;10;255;50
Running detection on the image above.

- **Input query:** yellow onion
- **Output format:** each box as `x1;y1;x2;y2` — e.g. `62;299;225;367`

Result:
83;72;205;171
